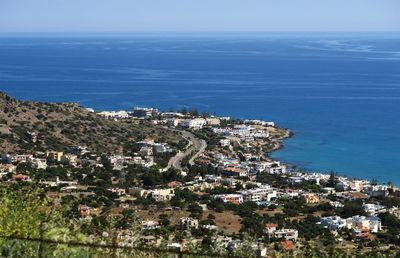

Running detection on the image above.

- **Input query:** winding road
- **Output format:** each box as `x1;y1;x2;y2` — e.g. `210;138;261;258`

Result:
164;129;207;172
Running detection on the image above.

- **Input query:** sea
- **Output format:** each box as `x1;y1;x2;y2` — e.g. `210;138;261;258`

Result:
0;32;399;184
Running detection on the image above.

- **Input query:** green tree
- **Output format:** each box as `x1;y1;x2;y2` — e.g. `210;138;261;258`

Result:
188;203;203;215
328;170;338;187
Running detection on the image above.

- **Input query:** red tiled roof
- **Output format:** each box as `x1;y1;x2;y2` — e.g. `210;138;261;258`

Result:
13;175;29;179
168;181;182;187
282;240;295;250
223;168;246;173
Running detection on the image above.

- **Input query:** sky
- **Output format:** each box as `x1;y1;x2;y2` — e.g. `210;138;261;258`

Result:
0;0;399;32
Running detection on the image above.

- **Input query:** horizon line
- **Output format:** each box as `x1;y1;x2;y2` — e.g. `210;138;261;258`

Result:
0;31;399;38
1;31;400;33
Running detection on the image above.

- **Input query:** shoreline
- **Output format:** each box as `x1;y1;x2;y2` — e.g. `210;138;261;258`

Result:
264;125;394;187
84;106;392;186
263;127;293;157
266;129;296;169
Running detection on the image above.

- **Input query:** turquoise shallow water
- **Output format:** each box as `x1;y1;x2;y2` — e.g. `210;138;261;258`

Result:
0;33;399;184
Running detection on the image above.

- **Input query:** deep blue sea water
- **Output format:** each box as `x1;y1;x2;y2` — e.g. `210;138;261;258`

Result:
0;33;399;184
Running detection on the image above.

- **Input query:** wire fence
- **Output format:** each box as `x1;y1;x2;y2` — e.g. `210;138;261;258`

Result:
0;234;248;258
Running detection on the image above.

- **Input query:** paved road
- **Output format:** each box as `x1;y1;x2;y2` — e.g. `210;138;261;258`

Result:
188;138;207;166
164;128;207;171
166;150;186;171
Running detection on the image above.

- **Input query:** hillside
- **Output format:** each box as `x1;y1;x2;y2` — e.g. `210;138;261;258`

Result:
0;92;182;154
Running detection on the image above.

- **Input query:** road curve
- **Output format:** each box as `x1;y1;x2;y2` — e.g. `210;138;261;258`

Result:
164;128;207;172
189;138;206;166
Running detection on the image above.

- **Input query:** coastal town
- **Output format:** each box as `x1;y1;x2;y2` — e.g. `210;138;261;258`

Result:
1;97;400;257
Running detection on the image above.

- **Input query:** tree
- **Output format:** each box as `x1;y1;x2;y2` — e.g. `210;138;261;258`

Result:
235;183;243;191
201;237;213;249
158;214;170;226
163;168;182;182
142;165;163;186
341;200;366;217
379;212;400;230
208;199;226;212
188;203;203;215
179;107;187;115
201;112;210;118
328;170;338;187
240;214;264;237
189;108;199;117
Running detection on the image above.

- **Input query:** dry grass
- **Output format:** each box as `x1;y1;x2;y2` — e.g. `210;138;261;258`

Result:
0;92;182;153
136;208;242;235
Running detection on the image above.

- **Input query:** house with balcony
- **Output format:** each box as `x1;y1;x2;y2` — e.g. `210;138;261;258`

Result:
211;194;243;204
264;225;298;241
319;216;347;230
222;167;247;177
302;193;320;204
0;164;16;173
180;217;199;229
346;216;382;233
180;118;206;129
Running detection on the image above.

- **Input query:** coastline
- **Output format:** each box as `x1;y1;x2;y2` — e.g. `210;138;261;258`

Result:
263;127;293;157
264;125;393;187
265;129;295;169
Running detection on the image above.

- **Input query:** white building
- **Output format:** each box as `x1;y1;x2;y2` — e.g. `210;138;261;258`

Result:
0;164;16;173
219;139;230;147
161;112;184;118
348;180;365;192
151;189;175;201
206;117;220;126
319;216;347;230
98;111;129;119
329;201;344;208
211;194;243;204
264;226;298;241
142;220;160;230
363;203;386;216
233;125;255;137
61;154;78;166
137;138;155;147
133;107;158;117
31;158;47;170
266;165;286;174
238;185;277;202
166;119;182;127
154;143;168;153
71;145;88;156
346;216;382;233
211;128;232;135
363;185;389;197
180;118;206;129
107;188;126;196
180;217;199;229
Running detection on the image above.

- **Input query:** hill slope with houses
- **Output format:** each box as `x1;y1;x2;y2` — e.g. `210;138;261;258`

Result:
0;92;182;154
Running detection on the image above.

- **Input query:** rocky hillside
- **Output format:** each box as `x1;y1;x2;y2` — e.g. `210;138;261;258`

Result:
0;92;182;154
